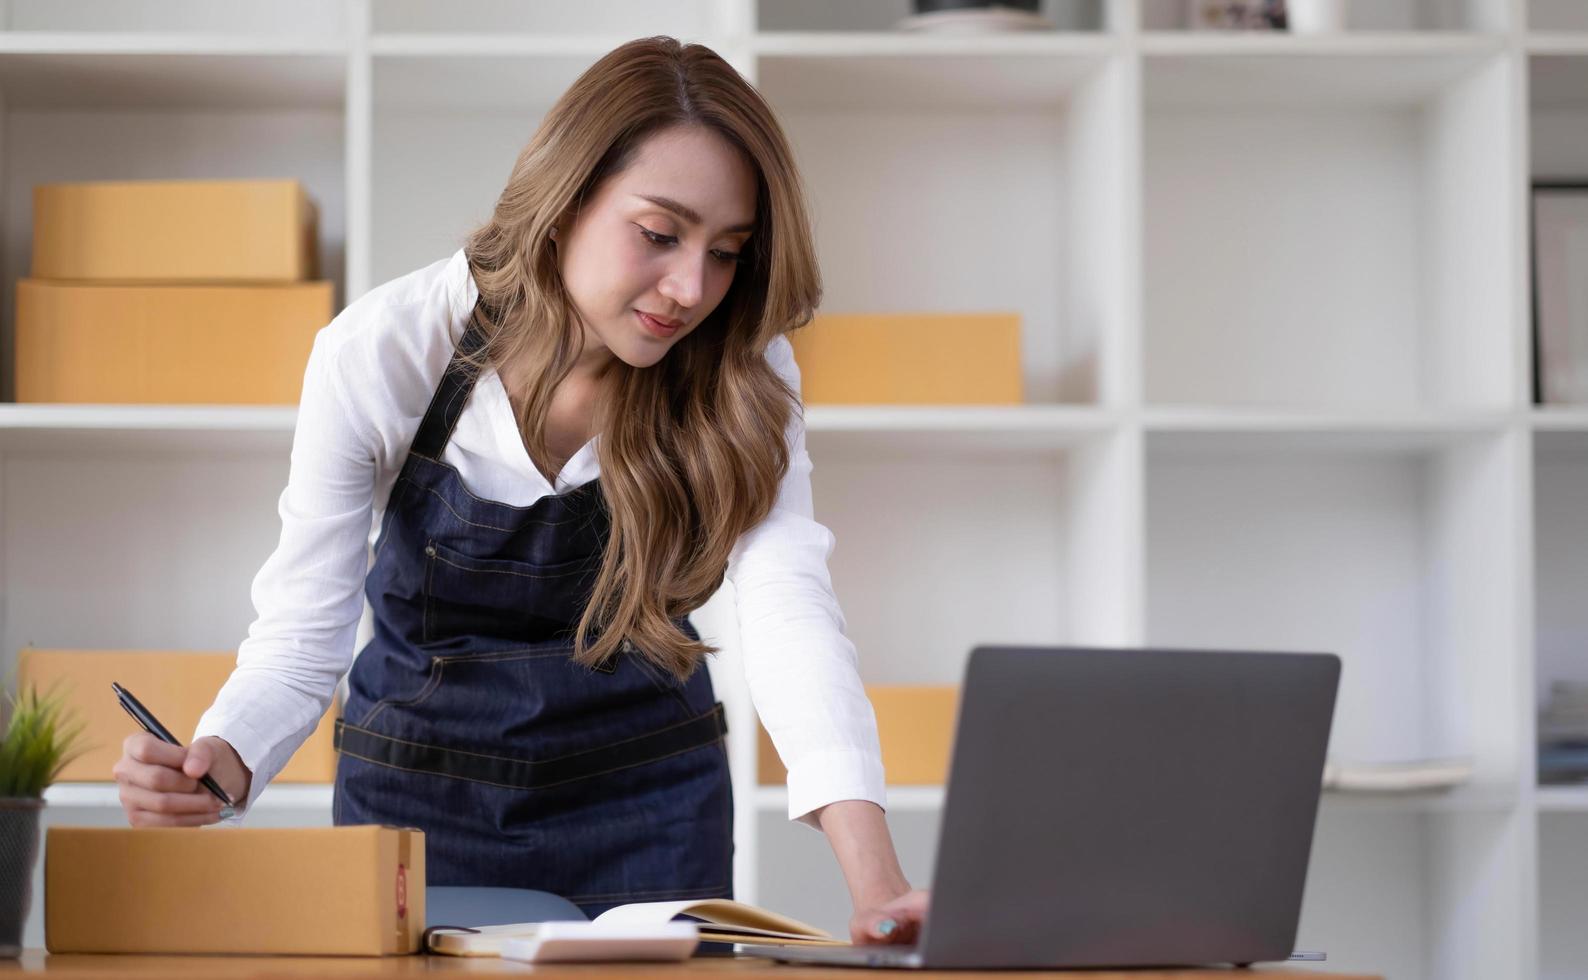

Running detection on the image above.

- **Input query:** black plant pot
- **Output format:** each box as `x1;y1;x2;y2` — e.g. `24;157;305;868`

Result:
0;798;44;958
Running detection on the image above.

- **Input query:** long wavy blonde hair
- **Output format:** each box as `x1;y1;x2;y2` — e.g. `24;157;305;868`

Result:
458;36;822;682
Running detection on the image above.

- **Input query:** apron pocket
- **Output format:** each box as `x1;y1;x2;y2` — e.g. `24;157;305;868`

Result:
422;538;601;643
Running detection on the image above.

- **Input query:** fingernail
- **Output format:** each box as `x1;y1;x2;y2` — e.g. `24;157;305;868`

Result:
875;918;897;937
217;805;235;820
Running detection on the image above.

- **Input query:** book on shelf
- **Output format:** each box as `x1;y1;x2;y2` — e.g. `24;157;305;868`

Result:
426;898;846;957
1321;756;1474;793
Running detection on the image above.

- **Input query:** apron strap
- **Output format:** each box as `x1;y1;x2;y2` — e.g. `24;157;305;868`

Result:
409;310;490;462
334;702;729;791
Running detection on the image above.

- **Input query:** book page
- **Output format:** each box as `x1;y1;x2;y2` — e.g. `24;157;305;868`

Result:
593;898;831;939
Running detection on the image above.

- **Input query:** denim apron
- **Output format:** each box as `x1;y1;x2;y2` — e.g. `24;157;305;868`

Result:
332;317;734;917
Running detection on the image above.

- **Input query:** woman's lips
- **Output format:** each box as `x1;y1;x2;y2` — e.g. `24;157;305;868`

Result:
636;310;681;338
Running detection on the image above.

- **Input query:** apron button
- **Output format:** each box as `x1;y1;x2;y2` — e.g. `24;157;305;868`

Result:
620;638;636;654
424;545;436;557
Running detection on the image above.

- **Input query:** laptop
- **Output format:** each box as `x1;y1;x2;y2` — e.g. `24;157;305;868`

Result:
737;645;1340;969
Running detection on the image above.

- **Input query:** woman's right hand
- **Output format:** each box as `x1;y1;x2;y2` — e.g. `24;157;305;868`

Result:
113;734;253;827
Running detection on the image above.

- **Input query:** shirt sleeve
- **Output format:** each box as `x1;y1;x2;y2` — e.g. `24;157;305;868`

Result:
192;324;376;822
726;334;887;831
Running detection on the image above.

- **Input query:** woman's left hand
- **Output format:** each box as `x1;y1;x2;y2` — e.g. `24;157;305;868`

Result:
849;888;930;945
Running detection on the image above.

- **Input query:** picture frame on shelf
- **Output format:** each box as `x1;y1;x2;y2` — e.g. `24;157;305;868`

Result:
1185;0;1287;30
1530;182;1588;405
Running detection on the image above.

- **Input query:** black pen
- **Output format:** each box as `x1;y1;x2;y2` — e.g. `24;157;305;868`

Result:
111;681;236;812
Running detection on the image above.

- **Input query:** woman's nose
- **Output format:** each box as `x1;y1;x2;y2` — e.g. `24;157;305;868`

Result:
658;252;708;310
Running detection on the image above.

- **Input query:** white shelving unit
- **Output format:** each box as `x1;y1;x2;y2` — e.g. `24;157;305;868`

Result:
1;1;1584;975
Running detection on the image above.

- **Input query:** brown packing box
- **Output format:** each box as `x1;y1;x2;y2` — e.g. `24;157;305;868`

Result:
16;649;338;783
32;179;319;281
759;685;961;786
15;278;330;404
788;313;1023;404
45;826;424;955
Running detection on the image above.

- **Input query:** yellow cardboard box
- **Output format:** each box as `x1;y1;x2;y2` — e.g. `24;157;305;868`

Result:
759;685;961;785
32;179;319;281
15;278;330;404
17;649;338;783
46;826;424;955
788;313;1023;404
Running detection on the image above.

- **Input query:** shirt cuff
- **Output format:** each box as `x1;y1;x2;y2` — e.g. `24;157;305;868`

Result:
191;709;282;825
785;748;888;831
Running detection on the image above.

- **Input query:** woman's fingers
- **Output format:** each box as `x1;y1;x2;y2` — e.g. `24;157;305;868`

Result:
123;732;186;769
125;806;224;828
119;781;224;817
113;756;200;795
851;889;931;944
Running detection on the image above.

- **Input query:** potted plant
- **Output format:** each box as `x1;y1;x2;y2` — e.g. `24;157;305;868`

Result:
0;680;88;958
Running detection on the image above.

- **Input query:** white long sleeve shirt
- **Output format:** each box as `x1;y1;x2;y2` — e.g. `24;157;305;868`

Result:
192;247;885;830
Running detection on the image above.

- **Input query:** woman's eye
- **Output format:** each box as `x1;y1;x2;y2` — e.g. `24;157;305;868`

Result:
639;227;744;266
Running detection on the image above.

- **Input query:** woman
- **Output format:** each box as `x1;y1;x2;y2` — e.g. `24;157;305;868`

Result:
112;36;927;945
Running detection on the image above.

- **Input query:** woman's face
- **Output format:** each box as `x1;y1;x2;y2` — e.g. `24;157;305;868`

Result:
554;124;758;374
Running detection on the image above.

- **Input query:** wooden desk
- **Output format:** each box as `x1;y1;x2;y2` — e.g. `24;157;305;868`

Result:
0;951;1378;979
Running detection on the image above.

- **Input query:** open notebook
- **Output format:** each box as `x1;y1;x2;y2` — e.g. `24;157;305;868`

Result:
426;899;850;956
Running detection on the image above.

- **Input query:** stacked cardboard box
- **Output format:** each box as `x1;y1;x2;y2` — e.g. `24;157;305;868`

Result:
17;648;337;784
17;179;332;404
788;312;1023;404
758;685;961;786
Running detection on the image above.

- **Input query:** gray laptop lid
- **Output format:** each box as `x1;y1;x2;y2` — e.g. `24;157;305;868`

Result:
916;645;1340;969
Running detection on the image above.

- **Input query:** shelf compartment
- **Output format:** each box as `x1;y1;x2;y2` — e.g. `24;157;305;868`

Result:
0;0;345;36
368;52;601;286
0;51;349;403
1142;47;1513;411
756;47;1131;405
372;0;718;37
750;32;1119;63
0;46;345;108
1295;809;1529;980
755;0;1108;34
1534;430;1588;800
0;454;292;661
807;428;1139;686
1141;0;1510;31
1531;0;1588;32
1146;429;1526;798
1539;812;1588;979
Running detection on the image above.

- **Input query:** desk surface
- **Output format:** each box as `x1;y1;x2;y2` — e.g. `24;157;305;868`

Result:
0;951;1378;979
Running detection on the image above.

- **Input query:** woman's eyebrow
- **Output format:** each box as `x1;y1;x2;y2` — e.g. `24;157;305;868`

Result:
634;194;755;234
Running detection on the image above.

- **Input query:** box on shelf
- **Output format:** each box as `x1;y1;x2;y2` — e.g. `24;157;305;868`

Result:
15;279;330;404
788;313;1022;405
16;648;338;783
32;178;319;282
758;685;960;786
46;825;423;955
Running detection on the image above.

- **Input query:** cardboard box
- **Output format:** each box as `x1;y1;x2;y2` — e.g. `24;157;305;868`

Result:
17;649;338;783
15;278;330;404
759;685;961;785
32;179;319;281
46;826;424;955
788;313;1023;404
